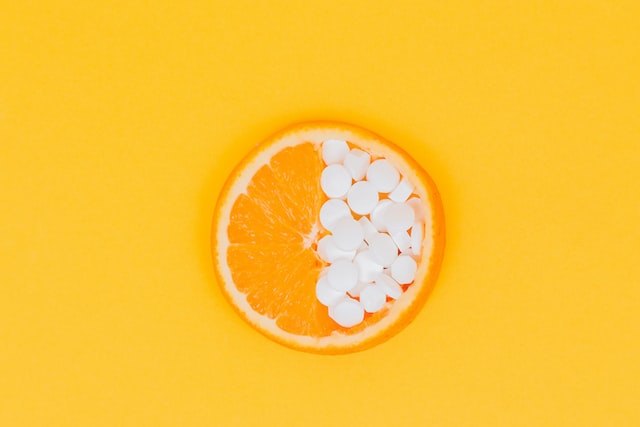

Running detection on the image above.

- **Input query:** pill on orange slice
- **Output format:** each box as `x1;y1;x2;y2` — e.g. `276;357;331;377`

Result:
211;121;445;354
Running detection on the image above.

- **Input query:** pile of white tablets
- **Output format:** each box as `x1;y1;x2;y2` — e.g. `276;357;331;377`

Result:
316;139;425;328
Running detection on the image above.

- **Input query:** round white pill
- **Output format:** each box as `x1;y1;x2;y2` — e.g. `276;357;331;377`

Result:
347;181;379;215
319;199;351;231
390;255;417;285
370;199;393;232
383;202;415;232
366;159;400;193
388;177;414;203
410;222;424;256
316;275;345;306
354;250;384;282
343;148;371;180
322;139;349;164
321;164;352;198
332;217;364;251
316;235;356;263
327;259;359;292
360;285;387;313
367;233;398;267
329;298;365;328
374;273;403;299
390;230;411;253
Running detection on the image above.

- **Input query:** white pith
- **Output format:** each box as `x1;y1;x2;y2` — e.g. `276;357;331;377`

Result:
214;124;436;350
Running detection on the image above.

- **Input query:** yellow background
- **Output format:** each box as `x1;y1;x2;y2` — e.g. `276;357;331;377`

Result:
1;1;639;425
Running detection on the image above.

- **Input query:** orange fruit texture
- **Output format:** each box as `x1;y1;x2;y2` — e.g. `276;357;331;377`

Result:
211;121;445;354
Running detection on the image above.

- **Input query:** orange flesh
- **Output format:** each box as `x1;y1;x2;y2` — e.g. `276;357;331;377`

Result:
226;142;396;336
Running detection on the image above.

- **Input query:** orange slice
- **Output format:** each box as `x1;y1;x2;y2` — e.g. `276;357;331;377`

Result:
211;121;445;354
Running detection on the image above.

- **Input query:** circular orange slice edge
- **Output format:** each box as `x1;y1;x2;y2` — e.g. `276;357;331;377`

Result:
211;121;445;354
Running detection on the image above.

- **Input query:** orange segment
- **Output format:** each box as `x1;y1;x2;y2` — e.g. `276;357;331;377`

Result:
227;244;328;334
228;143;322;245
268;144;324;231
212;121;445;354
226;142;334;336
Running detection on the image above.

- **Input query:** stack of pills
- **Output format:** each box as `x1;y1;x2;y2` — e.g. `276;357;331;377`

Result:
316;139;425;327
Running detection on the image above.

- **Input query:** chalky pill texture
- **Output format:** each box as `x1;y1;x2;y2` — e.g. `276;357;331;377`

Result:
321;164;352;198
316;139;426;327
319;199;351;232
347;181;379;215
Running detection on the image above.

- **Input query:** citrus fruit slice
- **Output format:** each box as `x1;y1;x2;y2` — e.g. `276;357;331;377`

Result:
211;121;445;354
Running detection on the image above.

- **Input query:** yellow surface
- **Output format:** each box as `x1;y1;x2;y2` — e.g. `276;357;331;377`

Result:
1;1;639;425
